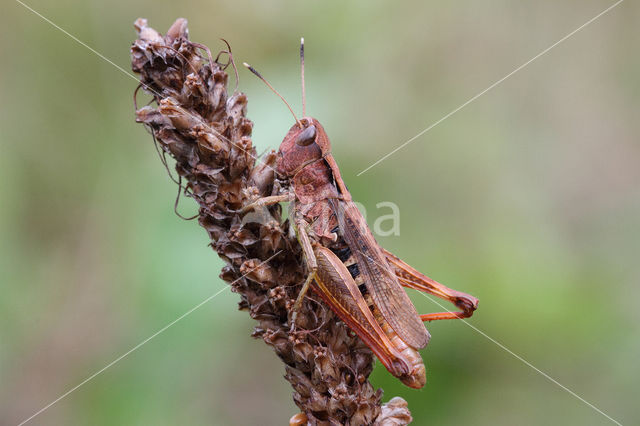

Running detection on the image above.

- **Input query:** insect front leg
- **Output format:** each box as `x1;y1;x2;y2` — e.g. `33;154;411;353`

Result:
241;192;295;213
290;214;318;325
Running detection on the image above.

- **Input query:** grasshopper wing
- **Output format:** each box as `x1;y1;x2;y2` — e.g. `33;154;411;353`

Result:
312;246;411;379
330;199;429;349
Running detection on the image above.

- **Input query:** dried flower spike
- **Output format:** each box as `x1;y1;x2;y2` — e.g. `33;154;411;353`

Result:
131;18;411;425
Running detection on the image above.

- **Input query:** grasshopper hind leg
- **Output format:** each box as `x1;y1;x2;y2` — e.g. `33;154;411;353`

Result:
382;248;479;321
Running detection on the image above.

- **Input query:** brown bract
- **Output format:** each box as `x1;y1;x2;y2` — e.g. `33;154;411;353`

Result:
131;18;412;426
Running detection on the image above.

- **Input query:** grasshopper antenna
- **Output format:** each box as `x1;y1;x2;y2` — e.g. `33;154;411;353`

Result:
243;62;302;128
300;37;306;117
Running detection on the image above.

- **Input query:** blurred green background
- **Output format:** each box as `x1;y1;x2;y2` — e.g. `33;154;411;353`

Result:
1;1;639;425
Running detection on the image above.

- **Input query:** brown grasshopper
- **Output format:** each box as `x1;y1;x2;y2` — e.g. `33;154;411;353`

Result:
243;41;478;388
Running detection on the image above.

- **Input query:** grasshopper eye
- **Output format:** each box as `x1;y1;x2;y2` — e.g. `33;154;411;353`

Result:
295;125;316;146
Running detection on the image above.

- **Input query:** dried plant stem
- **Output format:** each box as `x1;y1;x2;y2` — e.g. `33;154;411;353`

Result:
131;18;412;425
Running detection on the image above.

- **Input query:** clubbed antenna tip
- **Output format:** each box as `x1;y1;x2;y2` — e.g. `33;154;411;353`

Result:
243;62;262;79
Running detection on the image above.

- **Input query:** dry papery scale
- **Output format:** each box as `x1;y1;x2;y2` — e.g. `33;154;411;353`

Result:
131;18;412;425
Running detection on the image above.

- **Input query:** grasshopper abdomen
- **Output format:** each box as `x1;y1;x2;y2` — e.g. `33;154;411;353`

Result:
329;245;427;388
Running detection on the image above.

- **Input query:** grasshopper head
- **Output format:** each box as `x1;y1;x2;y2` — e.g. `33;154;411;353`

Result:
276;117;332;178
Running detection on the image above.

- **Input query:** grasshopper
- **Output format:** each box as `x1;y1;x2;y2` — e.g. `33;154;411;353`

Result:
243;41;478;388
